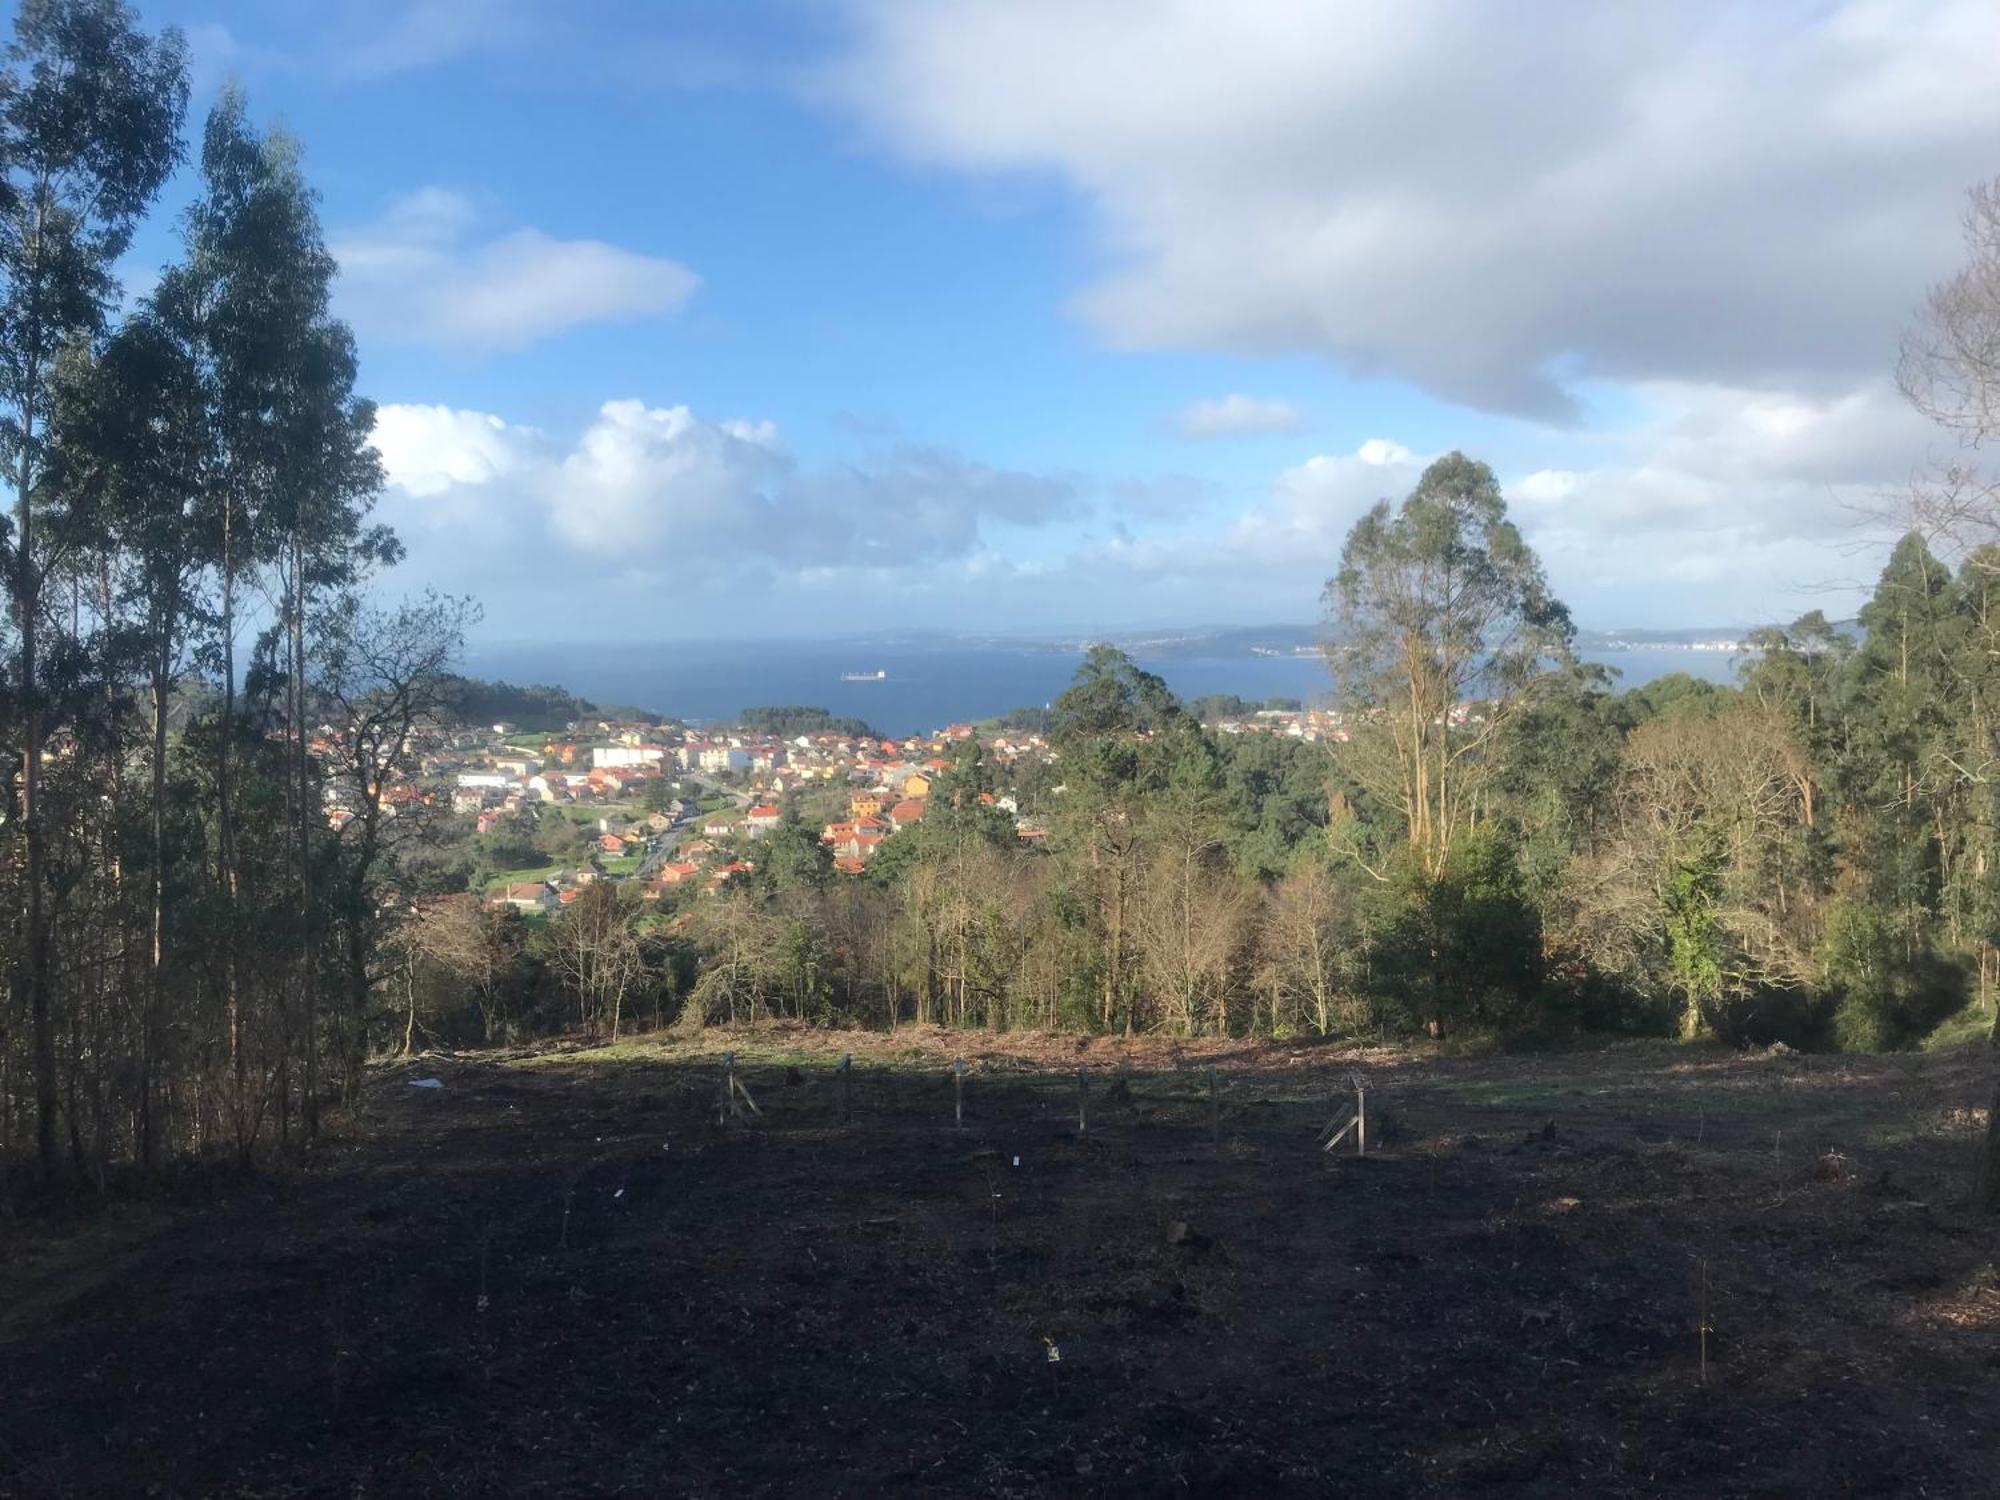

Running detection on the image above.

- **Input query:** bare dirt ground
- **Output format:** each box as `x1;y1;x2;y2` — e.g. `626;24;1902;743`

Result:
4;1028;2000;1497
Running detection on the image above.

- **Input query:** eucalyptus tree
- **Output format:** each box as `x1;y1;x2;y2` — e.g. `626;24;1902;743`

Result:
185;92;393;1142
45;278;209;1168
1047;645;1217;1031
1324;452;1573;879
1838;534;1965;948
1739;611;1851;832
0;0;185;1173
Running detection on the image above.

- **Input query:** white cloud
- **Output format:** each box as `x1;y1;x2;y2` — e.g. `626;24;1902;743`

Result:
333;189;700;353
1172;393;1303;439
830;0;2000;418
338;0;531;80
371;404;541;497
1356;438;1413;467
999;374;1915;630
369;399;1078;618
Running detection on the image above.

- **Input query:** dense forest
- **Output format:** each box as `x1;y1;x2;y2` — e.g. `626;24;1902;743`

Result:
417;518;2000;1058
6;0;2000;1200
0;4;466;1188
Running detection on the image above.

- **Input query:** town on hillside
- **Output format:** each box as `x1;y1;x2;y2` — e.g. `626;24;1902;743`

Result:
322;697;1349;920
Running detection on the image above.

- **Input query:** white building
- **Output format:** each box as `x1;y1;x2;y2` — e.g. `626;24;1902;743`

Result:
699;746;752;774
593;745;666;769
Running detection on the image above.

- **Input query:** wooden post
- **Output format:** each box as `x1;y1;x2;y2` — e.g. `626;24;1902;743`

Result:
840;1052;852;1125
722;1050;737;1121
1356;1086;1367;1156
1208;1065;1219;1152
954;1057;965;1130
1077;1065;1087;1137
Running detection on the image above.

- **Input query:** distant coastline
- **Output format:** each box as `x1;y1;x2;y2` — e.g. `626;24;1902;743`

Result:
461;630;1751;738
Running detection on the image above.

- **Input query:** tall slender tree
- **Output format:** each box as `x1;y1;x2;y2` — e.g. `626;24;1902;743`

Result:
0;0;185;1173
1324;452;1573;879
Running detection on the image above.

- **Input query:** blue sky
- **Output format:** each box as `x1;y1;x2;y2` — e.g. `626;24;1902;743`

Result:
119;0;2000;639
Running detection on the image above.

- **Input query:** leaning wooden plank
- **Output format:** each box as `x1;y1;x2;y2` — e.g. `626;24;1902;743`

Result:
1316;1105;1355;1145
1323;1116;1359;1152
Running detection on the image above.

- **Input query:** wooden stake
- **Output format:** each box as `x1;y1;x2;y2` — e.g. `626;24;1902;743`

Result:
1356;1086;1367;1156
840;1052;852;1125
1698;1257;1711;1387
953;1057;964;1130
1077;1065;1088;1136
1208;1065;1219;1152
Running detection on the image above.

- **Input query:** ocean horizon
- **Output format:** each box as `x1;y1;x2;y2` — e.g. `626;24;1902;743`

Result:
459;638;1746;737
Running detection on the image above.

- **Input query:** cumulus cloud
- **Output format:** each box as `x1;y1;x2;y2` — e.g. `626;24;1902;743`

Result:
369;398;1078;618
338;0;532;79
1005;380;1912;631
332;189;700;353
1172;393;1303;439
829;0;2000;418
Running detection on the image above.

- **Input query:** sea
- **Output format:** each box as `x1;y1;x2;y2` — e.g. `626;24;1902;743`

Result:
461;639;1746;738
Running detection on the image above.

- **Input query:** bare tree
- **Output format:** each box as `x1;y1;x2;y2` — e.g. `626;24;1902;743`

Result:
1129;801;1253;1036
1256;859;1364;1037
549;881;646;1039
1898;180;2000;558
316;591;472;1096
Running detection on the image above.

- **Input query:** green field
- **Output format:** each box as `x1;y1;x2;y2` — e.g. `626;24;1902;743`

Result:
481;864;560;893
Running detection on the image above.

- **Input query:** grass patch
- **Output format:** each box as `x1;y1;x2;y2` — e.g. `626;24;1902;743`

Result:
0;1201;181;1342
482;864;559;893
1921;1005;1995;1053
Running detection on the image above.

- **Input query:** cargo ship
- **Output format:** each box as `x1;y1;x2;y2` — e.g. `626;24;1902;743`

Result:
840;669;887;682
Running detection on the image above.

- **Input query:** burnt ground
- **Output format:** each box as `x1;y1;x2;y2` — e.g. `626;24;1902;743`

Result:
4;1028;2000;1498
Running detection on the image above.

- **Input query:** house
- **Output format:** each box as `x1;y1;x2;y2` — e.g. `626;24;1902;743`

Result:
701;860;755;896
699;745;752;774
833;855;866;875
592;745;664;769
849;791;885;818
599;833;628;856
829;829;885;862
889;800;926;829
491;881;552;913
659;861;700;884
902;772;932;800
744;804;781;834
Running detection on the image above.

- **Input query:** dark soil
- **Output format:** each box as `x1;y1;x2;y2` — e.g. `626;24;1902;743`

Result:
4;1031;2000;1497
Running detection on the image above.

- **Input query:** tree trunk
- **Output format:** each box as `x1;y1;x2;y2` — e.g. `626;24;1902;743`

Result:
142;614;173;1173
15;392;56;1177
1974;1076;2000;1214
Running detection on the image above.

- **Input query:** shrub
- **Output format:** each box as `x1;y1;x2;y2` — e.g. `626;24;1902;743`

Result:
1819;900;1969;1051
